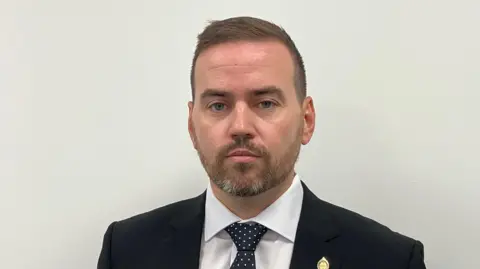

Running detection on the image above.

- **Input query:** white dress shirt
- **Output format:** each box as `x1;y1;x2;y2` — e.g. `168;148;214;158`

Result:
199;175;304;269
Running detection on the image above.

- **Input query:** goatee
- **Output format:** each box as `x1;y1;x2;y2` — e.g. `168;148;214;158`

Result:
196;131;302;197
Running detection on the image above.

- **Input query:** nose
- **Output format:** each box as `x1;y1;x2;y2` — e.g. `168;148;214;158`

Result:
228;102;255;140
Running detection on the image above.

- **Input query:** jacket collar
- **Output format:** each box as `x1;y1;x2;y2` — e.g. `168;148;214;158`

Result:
166;181;342;269
203;174;304;242
289;181;342;269
164;192;206;269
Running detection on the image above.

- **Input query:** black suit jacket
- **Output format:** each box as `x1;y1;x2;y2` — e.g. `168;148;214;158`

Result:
97;182;426;269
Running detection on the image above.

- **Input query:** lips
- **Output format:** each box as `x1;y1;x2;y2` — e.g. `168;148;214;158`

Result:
225;149;260;163
226;149;259;157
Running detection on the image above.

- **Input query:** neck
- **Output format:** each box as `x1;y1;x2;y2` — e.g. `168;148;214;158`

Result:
211;171;296;219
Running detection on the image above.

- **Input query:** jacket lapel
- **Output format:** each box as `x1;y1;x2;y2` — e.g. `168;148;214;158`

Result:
160;182;342;269
162;192;206;269
289;182;342;269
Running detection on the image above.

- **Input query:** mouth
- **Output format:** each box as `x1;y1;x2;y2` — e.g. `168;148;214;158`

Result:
226;149;260;162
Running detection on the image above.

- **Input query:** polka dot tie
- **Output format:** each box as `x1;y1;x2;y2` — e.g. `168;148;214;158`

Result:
224;222;268;269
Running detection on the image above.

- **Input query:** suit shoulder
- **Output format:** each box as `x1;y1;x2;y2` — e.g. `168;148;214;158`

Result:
100;193;206;265
112;193;205;233
318;198;419;247
308;197;425;267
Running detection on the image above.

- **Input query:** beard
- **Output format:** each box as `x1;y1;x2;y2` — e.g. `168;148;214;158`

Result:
195;127;302;197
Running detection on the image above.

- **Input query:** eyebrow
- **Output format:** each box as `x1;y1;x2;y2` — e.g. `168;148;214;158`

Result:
199;86;286;102
200;89;230;100
252;86;286;102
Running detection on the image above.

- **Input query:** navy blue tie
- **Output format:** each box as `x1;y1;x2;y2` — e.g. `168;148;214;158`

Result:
225;222;268;269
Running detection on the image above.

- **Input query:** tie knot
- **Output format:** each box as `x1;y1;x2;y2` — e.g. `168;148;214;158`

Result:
225;222;268;251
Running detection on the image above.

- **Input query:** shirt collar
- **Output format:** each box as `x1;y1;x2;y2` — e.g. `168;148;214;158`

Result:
204;174;304;242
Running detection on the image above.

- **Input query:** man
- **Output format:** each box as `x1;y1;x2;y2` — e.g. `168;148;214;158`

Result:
97;16;426;269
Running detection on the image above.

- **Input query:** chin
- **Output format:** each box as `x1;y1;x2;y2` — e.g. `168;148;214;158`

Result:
226;184;266;197
215;174;268;197
233;176;277;197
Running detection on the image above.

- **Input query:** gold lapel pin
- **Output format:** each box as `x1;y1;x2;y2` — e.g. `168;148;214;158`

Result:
317;257;329;269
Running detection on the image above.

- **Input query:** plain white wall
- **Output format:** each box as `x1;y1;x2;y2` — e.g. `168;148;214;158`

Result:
1;0;479;268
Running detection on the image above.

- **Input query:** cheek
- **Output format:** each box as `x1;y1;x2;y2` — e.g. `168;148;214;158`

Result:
258;121;295;150
257;109;302;143
195;120;226;154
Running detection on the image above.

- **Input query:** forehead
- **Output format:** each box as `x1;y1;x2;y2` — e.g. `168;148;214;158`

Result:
193;40;295;96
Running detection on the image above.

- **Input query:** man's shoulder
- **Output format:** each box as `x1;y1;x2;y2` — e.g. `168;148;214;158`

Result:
315;197;420;249
112;193;205;234
303;195;425;267
98;193;205;264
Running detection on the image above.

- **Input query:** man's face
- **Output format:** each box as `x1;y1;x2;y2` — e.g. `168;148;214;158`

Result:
188;40;315;197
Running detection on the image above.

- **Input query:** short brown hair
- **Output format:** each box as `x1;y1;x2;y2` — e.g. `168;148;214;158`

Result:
190;16;306;102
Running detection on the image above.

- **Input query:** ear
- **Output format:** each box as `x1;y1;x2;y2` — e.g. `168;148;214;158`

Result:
301;96;316;145
188;101;198;150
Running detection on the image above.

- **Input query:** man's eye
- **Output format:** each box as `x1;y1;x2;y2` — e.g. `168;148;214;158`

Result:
210;103;226;111
258;101;275;109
